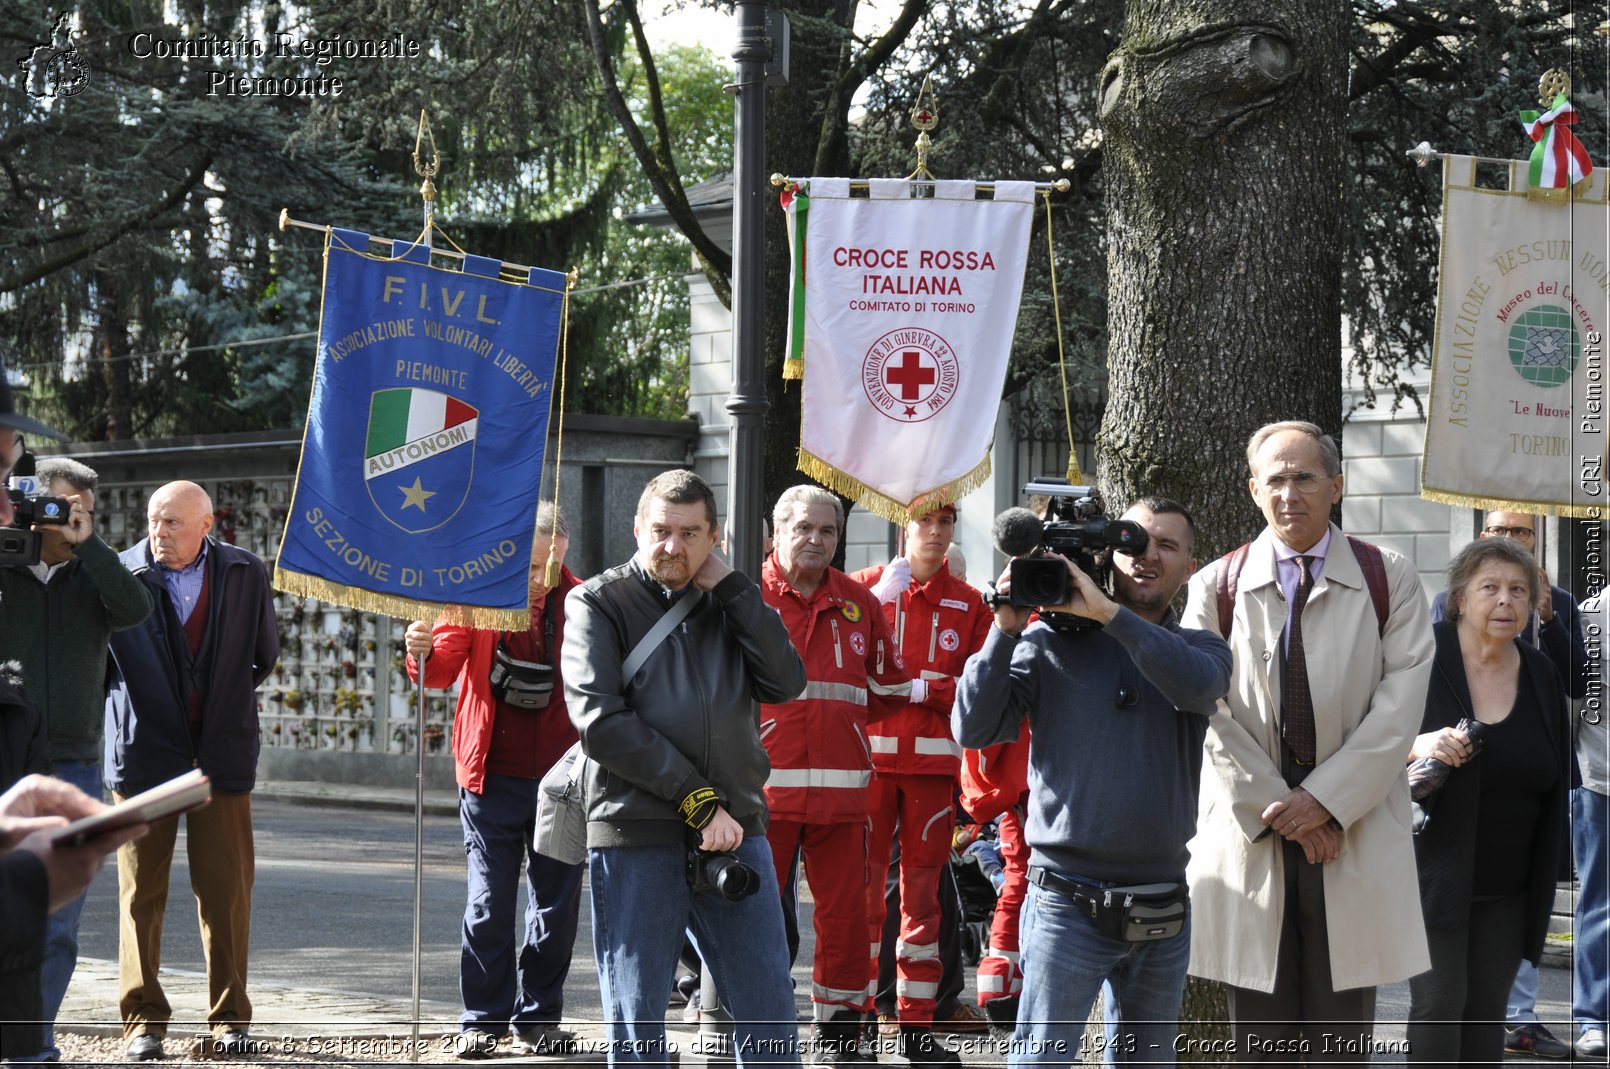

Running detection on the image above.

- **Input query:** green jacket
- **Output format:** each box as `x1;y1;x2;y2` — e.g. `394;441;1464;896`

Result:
0;535;154;764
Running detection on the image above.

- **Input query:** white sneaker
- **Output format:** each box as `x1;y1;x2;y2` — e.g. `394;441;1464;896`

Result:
1578;1029;1607;1059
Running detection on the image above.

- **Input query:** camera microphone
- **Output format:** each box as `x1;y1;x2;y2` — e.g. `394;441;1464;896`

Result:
991;507;1044;557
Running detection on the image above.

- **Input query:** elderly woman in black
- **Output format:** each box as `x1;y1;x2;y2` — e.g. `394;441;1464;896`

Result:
1406;536;1569;1064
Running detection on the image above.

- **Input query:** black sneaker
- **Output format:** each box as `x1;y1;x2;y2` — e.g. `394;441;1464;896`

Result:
452;1029;500;1059
1505;1024;1571;1059
898;1026;962;1068
512;1024;576;1056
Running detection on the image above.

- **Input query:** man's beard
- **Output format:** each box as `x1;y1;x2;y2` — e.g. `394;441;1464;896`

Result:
649;552;688;583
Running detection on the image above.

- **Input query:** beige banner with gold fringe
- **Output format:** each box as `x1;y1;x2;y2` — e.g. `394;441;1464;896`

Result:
1422;154;1609;518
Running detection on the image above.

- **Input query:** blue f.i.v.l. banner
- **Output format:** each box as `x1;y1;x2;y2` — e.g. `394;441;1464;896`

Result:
275;229;566;629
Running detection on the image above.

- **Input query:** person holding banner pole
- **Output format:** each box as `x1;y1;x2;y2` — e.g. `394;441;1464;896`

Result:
404;502;583;1058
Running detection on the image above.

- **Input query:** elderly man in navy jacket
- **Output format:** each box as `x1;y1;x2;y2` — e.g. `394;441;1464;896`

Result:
104;480;278;1061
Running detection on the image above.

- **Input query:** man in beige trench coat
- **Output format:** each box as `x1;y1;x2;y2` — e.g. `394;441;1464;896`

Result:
1181;420;1433;1063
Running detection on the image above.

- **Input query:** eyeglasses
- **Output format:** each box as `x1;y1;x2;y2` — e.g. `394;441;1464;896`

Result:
1483;525;1536;541
1258;471;1331;495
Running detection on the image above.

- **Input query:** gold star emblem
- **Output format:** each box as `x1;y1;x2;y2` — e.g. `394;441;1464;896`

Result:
399;477;436;512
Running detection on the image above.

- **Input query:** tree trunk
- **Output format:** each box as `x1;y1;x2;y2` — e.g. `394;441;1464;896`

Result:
92;268;132;442
1098;0;1348;559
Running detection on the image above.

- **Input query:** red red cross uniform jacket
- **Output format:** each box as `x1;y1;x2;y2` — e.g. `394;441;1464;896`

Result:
849;562;992;776
759;557;912;823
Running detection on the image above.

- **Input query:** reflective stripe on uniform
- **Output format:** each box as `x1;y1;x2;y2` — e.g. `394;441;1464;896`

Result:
983;947;1021;965
896;979;940;999
798;680;868;705
867;677;912;697
896;939;940;962
813;982;871;1009
868;736;899;753
913;736;962;758
767;768;872;789
977;974;1007;993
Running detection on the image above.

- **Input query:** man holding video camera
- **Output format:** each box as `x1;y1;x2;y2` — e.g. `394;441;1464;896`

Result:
953;496;1231;1065
562;469;806;1066
0;455;153;1062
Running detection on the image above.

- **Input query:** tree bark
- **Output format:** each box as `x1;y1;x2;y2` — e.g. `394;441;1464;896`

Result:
1099;0;1348;558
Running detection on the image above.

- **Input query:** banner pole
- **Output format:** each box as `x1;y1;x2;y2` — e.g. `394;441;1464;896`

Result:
409;108;441;1051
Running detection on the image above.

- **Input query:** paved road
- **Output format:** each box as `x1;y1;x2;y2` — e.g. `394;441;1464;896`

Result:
60;795;1580;1064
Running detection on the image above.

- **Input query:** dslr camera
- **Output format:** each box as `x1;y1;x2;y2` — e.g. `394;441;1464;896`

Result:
991;481;1148;619
687;845;761;901
1;476;71;568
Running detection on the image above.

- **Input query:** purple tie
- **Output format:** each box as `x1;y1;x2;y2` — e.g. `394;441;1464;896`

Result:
1282;555;1316;765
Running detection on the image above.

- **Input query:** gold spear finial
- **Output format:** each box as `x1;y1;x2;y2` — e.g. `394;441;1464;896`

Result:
414;109;441;204
908;76;938;181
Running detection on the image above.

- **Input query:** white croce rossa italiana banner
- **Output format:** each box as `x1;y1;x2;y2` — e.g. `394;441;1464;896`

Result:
784;178;1035;521
1423;154;1609;517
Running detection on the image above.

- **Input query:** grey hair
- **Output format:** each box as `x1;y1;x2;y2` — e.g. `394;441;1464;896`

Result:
1444;536;1541;621
772;485;844;532
34;456;98;494
535;501;567;539
1246;420;1342;478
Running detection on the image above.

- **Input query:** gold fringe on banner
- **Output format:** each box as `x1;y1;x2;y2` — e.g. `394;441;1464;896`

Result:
274;567;529;632
797;447;993;525
1418;487;1607;520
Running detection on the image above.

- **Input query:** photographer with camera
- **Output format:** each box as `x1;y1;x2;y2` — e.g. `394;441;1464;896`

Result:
562;470;806;1067
0;456;153;1061
953;497;1230;1065
403;502;583;1058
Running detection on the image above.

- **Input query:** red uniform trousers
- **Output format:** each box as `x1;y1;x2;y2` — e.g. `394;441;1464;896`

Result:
976;807;1028;1005
768;818;872;1019
864;772;954;1025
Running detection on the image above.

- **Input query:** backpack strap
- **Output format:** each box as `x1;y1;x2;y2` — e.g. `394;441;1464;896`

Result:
1216;536;1389;639
1345;535;1390;637
1216;542;1253;640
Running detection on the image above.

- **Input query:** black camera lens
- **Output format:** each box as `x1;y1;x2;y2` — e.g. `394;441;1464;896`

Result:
1008;557;1071;607
702;853;761;901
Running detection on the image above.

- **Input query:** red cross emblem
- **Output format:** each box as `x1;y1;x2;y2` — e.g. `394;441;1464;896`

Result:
861;328;959;424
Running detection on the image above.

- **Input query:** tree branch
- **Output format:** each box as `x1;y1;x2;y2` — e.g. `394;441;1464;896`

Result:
581;0;732;295
0;155;211;294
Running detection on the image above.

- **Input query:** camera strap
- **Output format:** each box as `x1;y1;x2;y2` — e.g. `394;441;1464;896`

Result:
622;588;702;681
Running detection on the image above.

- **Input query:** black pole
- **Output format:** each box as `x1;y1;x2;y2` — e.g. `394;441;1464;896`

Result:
725;0;771;580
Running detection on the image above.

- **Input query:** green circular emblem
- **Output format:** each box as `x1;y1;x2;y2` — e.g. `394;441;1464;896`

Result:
1507;305;1580;388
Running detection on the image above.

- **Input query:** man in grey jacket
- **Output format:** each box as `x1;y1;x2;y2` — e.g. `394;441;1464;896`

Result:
562;469;807;1067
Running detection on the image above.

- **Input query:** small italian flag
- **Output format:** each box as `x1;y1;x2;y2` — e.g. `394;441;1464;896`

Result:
1521;93;1594;191
366;388;478;461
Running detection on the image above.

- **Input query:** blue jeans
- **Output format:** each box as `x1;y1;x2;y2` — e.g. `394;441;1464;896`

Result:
20;759;103;1061
1013;879;1190;1067
1576;787;1610;1034
459;776;584;1033
589;837;800;1067
1505;960;1539;1025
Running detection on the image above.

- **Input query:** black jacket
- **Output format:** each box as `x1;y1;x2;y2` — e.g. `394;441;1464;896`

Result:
0;669;47;793
1414;621;1570;965
104;538;279;795
562;560;807;847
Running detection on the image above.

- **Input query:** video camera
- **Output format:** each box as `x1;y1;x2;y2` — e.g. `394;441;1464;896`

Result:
1;475;71;568
989;481;1148;622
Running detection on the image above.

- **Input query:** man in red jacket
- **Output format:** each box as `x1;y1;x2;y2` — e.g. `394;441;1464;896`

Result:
405;502;581;1059
761;485;916;1065
852;503;990;1062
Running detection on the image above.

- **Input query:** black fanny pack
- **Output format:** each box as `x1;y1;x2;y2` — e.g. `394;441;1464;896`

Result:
488;637;555;710
1030;867;1188;942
